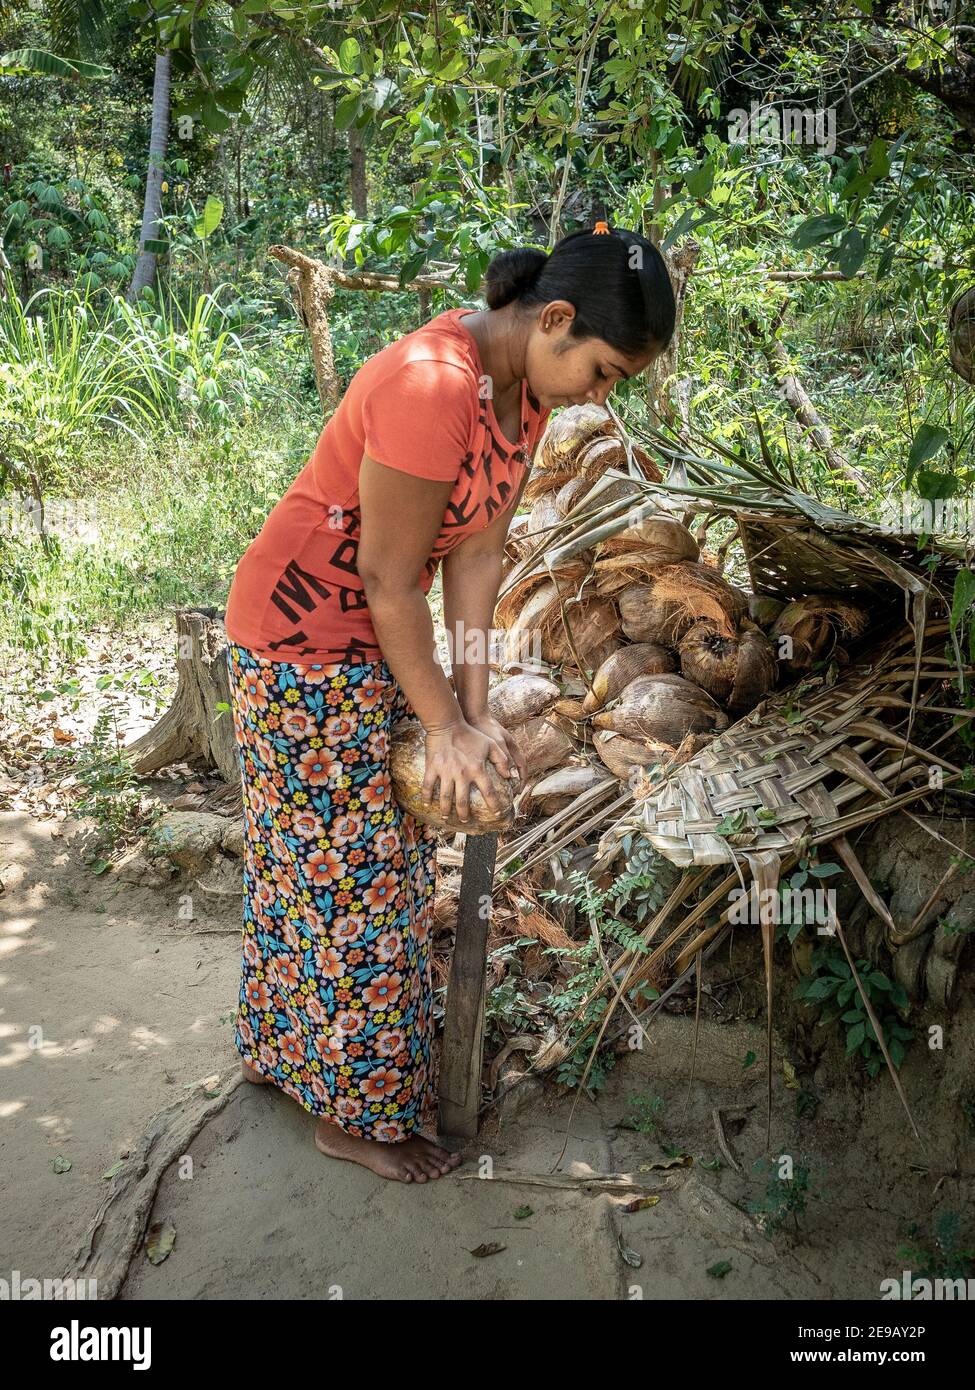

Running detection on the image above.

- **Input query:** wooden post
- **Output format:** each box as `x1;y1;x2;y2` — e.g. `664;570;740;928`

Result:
437;831;498;1139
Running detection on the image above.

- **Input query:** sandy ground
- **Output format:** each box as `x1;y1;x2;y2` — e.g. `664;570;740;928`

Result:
2;808;973;1301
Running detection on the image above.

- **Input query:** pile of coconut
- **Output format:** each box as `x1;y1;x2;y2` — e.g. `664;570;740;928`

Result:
391;403;869;838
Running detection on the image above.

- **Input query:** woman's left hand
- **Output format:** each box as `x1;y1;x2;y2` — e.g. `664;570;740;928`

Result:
464;712;526;785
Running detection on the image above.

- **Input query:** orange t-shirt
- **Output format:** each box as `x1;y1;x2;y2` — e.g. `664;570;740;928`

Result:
224;307;550;663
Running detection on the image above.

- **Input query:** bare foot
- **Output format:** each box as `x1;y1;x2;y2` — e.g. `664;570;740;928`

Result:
314;1120;463;1182
240;1059;270;1085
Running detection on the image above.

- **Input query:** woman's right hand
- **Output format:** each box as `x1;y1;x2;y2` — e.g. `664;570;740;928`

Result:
422;719;513;823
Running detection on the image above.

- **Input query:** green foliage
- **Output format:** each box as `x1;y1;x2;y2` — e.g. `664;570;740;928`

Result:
619;1092;665;1136
540;839;675;1091
795;944;913;1077
746;1153;820;1238
897;1211;975;1285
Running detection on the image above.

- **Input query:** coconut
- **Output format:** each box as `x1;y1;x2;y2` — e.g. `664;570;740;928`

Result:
526;493;562;544
748;593;786;630
582;642;676;713
487;673;561;728
523;468;574;504
592;673;728;745
592;729;675;781
597;511;699;562
619;563;748;646
523;763;613;815
728;622;778;713
503;580;559;670
770;595;869;675
554;474;593;517
677;620;777;712
390;719;515;833
495;558;588;630
538;403;615;470
510;714;577;777
573;434;628;485
677;622;740;703
540;591;620;669
553;697;589;721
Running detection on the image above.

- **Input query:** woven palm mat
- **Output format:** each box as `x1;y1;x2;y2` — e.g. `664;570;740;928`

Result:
604;514;971;948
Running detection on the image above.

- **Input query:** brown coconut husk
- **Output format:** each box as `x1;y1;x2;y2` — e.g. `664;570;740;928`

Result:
597;511;699;561
770;594;869;675
540;590;620;669
495;558;588;630
554;474;593;516
523;468;575;504
728;622;778;713
510;714;577;777
592;728;676;781
487;673;561;728
538;403;615;470
592;673;728;745
526;493;562;543
522;763;613;815
582;642;676;713
390;719;516;833
574;434;628;484
619;563;748;645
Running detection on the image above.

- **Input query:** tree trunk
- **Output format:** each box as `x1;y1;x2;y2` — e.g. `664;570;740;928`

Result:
645;240;700;426
348;125;368;217
125;607;241;808
127;50;171;303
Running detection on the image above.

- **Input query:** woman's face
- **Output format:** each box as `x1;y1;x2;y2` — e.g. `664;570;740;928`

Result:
523;300;659;411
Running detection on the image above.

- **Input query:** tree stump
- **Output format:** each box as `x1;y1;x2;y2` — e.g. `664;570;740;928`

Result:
125;607;240;802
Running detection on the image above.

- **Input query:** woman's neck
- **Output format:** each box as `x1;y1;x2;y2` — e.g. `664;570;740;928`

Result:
458;306;527;399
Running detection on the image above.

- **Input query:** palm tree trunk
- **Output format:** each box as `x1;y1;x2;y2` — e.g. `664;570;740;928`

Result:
128;50;171;302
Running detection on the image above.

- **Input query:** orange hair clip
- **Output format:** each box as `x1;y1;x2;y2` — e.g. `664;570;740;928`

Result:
592;220;611;235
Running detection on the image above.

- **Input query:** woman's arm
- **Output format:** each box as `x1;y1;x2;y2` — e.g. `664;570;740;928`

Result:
357;453;514;821
441;469;533;780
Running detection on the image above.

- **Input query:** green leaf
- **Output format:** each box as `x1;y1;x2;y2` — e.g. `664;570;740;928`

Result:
335;93;361;131
707;1260;733;1278
338;38;361;74
906;423;950;485
793;213;845;249
0;48;112;80
836;227;867;278
194;195;224;240
51;1154;72;1173
950;568;975;634
846;1021;865;1052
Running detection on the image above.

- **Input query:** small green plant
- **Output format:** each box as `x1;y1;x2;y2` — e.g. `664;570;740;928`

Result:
540;838;675;1092
795;944;913;1077
485;940;541;1042
746;1153;818;1237
619;1092;665;1136
66;674;158;856
897;1211;975;1284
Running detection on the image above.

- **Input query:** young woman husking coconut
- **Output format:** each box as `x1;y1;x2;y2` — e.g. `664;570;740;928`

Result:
222;223;676;1183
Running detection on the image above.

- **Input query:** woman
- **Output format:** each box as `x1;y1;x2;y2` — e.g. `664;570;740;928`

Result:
223;222;676;1184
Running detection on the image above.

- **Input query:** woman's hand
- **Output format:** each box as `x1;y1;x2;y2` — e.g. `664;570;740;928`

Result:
464;711;527;785
422;718;516;824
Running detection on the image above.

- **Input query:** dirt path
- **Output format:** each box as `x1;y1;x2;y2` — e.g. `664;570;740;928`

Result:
3;809;971;1301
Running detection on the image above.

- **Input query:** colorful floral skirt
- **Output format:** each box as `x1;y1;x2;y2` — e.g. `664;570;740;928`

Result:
226;641;440;1142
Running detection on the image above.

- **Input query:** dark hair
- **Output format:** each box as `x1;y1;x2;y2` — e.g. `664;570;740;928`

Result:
482;226;676;355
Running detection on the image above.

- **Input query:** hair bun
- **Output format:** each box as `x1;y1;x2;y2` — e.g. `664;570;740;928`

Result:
482;248;548;309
